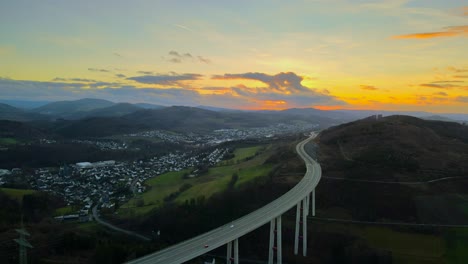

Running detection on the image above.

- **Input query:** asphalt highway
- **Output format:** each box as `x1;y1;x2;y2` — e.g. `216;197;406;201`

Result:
127;136;322;264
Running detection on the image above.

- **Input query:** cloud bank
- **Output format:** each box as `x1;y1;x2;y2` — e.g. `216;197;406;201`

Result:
0;71;347;109
127;73;204;86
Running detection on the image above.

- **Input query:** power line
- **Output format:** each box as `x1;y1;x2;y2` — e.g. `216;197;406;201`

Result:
309;216;468;228
322;176;467;184
14;221;33;264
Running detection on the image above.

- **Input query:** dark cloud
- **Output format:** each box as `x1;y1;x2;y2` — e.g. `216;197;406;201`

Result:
421;83;451;89
169;58;182;63
434;92;448;96
88;68;110;73
198;56;211;64
0;77;200;105
137;71;153;75
212;72;310;93
448;67;468;73
0;71;346;109
0;78;89;100
88;82;121;88
53;77;98;82
168;50;192;58
360;85;378;91
454;75;468;78
166;50;210;64
431;80;464;83
456;96;468;103
421;83;468;89
113;52;122;57
212;72;346;107
127;73;203;86
115;74;126;78
169;50;180;57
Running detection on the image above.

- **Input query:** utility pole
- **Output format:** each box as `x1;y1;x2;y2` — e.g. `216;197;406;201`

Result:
14;224;33;264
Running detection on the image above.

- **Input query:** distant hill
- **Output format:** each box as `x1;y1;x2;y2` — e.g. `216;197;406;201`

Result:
0;120;49;139
32;98;115;117
0;103;49;121
331;109;468;122
276;108;355;121
69;103;143;119
318;115;468;181
52;106;339;137
422;115;462;123
134;103;166;109
195;105;241;112
0;100;50;109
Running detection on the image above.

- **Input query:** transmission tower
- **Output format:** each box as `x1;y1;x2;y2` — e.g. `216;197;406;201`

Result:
14;224;33;264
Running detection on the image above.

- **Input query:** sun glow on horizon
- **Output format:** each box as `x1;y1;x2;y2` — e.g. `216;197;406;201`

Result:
0;1;467;113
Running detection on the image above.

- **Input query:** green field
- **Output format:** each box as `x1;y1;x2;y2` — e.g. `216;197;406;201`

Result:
119;144;274;217
444;228;468;264
54;205;81;216
318;222;446;264
77;222;100;232
119;169;192;215
221;146;263;165
0;188;37;202
0;137;17;145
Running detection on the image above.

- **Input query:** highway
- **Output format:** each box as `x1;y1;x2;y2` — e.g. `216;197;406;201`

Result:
127;136;321;264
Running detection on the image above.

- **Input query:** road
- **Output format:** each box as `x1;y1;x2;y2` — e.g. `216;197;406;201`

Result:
127;136;321;264
92;205;151;241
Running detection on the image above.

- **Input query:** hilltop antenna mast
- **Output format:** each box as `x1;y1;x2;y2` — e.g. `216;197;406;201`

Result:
14;218;33;264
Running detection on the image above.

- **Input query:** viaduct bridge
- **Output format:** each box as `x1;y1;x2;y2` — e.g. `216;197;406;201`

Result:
127;135;322;264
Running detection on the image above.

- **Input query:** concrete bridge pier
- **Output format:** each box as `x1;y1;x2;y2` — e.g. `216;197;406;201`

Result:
294;197;309;256
226;239;239;264
312;189;315;216
268;215;282;264
302;197;307;256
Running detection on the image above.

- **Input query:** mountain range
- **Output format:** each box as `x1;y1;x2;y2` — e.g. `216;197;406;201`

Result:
0;98;467;138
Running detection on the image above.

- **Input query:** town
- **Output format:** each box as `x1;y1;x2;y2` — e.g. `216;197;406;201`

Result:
0;122;318;221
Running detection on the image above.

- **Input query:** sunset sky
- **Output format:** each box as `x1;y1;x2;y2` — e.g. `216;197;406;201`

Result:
1;0;467;113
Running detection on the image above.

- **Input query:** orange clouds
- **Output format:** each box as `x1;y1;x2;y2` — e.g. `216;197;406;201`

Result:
462;6;468;16
448;66;468;73
313;105;344;110
392;25;468;39
258;100;287;110
360;85;378;91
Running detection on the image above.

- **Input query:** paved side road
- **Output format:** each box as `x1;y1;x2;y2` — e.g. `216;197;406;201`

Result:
92;205;151;241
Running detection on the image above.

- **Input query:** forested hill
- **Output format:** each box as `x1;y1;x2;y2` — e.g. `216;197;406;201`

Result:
318;115;468;182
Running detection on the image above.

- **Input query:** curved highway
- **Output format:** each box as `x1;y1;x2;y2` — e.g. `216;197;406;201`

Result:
127;136;321;264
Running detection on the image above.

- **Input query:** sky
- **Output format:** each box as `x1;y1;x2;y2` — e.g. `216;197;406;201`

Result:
0;0;467;113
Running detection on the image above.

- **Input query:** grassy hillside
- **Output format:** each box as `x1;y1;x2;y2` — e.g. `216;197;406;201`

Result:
0;188;38;202
118;144;275;217
314;115;468;263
